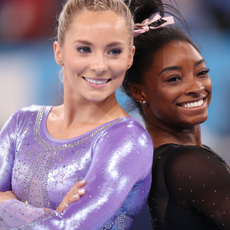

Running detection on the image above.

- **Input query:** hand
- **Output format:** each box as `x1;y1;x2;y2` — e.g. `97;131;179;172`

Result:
0;191;17;205
56;180;86;212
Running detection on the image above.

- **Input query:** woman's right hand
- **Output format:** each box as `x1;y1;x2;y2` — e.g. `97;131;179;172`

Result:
56;180;86;212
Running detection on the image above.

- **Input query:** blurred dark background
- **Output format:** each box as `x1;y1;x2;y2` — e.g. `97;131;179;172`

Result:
0;0;229;229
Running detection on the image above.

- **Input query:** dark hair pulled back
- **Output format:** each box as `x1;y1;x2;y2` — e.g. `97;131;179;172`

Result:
122;0;199;116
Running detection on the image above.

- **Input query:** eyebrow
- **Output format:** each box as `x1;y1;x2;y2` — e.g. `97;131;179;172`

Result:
74;40;92;46
194;59;205;66
158;59;205;76
106;42;124;48
159;66;182;76
74;40;124;48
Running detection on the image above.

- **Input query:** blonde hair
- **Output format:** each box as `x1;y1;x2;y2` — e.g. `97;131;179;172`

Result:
57;0;134;48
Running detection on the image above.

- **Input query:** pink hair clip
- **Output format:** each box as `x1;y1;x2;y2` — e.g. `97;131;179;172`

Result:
134;13;175;37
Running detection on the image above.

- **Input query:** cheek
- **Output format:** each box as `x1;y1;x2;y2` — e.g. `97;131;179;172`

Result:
110;61;128;78
152;89;175;104
65;58;87;76
64;50;87;68
205;78;212;103
148;89;177;114
207;79;212;95
148;93;167;114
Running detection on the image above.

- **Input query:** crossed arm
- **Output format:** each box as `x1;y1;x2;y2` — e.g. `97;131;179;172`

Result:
0;111;153;229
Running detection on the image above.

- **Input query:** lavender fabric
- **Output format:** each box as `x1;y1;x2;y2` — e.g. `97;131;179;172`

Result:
0;105;153;230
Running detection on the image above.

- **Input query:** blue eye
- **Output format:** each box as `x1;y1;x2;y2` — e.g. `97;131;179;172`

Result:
109;48;122;56
77;47;91;54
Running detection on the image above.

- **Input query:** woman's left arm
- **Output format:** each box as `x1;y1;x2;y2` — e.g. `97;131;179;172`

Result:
0;119;153;229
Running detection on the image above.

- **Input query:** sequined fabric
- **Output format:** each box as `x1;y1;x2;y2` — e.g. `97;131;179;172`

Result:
0;105;153;229
148;143;230;230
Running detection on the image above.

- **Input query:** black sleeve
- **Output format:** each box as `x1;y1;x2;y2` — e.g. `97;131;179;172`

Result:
165;146;230;230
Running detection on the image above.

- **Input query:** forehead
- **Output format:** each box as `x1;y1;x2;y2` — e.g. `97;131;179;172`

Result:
66;10;129;42
144;41;204;84
156;41;203;68
73;10;124;25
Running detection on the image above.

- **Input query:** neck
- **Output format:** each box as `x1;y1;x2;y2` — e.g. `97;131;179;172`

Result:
144;118;202;149
58;88;128;129
58;74;129;128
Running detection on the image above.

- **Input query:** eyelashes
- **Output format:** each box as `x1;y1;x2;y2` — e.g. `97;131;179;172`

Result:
197;69;210;77
166;68;210;85
77;47;91;54
167;76;181;83
76;46;122;56
108;48;122;56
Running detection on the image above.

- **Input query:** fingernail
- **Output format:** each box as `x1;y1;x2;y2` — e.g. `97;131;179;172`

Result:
73;194;80;199
79;189;85;194
80;180;86;184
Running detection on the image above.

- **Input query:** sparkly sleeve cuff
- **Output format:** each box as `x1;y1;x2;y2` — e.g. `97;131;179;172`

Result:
0;199;45;228
0;219;8;230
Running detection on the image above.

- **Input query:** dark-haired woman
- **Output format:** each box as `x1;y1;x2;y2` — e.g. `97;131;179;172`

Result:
122;1;230;229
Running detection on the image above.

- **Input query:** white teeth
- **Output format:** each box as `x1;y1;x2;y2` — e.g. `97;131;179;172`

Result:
182;99;204;109
84;77;108;85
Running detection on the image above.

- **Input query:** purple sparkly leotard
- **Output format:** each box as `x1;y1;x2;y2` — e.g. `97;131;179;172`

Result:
0;105;153;230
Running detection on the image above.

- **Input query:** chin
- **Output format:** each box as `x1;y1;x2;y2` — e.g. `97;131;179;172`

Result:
85;97;106;102
188;118;208;126
178;116;208;127
83;95;110;103
189;112;209;125
198;119;208;125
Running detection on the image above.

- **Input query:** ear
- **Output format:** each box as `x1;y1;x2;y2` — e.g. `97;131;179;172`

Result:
54;41;64;66
127;46;135;70
129;83;148;104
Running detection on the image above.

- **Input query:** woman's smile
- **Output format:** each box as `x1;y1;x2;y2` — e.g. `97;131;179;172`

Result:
176;97;208;117
83;77;111;85
180;98;204;109
82;76;112;89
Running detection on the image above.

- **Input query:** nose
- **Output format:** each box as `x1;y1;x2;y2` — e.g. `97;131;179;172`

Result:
90;53;108;75
184;78;205;95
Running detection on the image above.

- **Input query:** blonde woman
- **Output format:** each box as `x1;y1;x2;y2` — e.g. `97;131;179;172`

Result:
0;0;153;229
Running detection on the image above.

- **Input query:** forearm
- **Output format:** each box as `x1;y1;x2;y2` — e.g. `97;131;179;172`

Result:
0;199;50;228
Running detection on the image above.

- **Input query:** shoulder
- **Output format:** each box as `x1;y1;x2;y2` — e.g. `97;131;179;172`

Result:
165;145;217;176
164;145;230;206
166;145;216;170
93;117;153;181
93;117;153;159
18;104;44;115
10;105;44;118
98;117;153;148
2;105;46;131
109;117;151;137
14;105;45;123
165;145;226;190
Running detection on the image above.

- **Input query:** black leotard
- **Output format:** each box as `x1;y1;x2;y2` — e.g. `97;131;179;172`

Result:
148;144;230;230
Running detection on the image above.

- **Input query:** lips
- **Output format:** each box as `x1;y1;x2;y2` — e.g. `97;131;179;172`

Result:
182;99;204;109
180;99;204;109
83;77;111;85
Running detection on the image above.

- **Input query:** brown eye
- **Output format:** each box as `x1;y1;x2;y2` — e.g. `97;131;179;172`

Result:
197;69;210;77
167;76;181;82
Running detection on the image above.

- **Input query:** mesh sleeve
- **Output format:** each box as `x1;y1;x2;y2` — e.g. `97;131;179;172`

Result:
165;146;230;229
